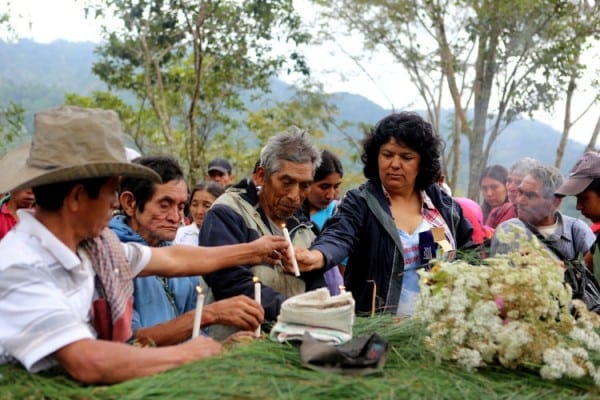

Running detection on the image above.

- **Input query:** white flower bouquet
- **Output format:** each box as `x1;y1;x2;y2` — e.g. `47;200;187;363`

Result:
415;234;600;385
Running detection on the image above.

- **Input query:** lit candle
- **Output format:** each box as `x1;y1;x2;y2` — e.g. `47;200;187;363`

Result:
192;286;204;338
339;285;346;294
253;276;261;338
281;224;301;277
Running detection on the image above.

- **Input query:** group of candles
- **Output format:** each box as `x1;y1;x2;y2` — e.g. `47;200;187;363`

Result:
190;224;306;339
191;277;263;339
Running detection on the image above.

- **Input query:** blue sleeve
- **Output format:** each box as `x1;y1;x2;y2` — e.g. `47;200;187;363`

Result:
199;204;285;321
176;276;199;314
131;308;142;334
311;189;365;269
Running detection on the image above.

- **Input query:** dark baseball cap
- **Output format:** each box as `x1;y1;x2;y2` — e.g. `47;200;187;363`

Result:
207;158;232;174
555;152;600;196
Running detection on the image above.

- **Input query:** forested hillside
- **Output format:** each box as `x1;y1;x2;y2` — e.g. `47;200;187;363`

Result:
0;39;587;192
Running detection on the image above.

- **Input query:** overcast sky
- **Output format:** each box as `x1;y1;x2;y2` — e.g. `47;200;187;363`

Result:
7;0;598;146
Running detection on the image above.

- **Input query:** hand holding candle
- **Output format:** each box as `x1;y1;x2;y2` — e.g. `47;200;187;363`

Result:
253;276;261;338
192;286;204;338
281;224;301;277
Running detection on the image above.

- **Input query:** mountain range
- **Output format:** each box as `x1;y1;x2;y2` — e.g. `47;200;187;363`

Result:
0;39;589;196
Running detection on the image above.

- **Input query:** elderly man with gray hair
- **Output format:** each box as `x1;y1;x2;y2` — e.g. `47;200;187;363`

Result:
490;164;595;260
199;127;326;324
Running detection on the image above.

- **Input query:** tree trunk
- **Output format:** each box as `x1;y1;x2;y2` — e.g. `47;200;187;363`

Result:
585;115;600;153
555;63;578;168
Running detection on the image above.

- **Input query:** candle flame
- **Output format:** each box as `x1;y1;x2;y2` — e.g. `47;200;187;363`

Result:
253;276;260;284
338;285;346;292
196;286;203;295
281;223;286;229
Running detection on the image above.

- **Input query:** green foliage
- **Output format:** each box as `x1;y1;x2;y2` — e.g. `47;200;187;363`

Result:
0;102;25;156
2;40;593;201
0;1;16;42
311;0;599;198
83;0;314;184
0;317;597;399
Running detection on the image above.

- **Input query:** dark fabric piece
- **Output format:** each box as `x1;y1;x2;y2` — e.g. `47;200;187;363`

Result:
300;332;389;375
564;261;600;314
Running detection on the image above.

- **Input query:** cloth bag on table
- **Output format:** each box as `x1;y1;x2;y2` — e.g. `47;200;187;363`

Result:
270;287;355;344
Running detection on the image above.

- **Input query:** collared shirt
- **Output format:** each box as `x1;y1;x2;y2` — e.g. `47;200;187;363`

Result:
490;212;595;260
0;210;150;372
381;185;456;250
380;185;456;316
174;223;200;246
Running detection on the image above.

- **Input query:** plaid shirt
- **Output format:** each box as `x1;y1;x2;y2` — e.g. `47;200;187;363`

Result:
381;185;456;251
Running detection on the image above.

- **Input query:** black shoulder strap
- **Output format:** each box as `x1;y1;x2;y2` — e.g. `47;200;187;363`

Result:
523;222;566;261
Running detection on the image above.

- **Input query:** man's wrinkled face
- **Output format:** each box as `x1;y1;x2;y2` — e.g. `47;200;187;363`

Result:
126;179;188;246
515;175;557;226
78;177;120;240
255;160;313;225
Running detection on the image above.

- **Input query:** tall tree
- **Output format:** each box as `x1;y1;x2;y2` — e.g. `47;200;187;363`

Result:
0;102;25;156
84;0;311;183
0;1;25;155
552;0;600;168
312;0;590;198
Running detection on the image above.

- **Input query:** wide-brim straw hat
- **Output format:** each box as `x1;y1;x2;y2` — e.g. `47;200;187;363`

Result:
0;105;160;193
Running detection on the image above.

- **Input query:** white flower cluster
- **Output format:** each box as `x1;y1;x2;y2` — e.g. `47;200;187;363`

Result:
414;232;600;385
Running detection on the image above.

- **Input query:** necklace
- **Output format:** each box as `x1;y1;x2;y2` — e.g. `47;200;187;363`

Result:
158;277;178;312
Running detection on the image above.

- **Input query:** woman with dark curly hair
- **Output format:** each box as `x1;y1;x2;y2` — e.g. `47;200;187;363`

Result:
295;112;473;316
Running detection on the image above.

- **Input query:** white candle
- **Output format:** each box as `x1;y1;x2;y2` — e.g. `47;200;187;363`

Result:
253;276;261;338
192;286;204;338
339;285;346;294
281;224;301;277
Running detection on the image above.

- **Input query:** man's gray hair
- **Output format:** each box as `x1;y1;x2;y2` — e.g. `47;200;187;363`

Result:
527;165;564;199
509;157;541;177
259;126;322;176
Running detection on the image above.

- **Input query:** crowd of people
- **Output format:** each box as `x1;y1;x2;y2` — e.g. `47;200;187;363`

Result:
0;105;599;385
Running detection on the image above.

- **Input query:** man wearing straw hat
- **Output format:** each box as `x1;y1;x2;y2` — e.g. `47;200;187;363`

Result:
0;106;288;384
